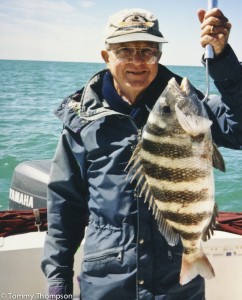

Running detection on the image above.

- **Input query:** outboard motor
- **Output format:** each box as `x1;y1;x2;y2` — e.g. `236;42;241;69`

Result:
9;160;52;210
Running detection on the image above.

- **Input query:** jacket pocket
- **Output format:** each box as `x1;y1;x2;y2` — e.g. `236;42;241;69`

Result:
80;246;137;299
83;246;123;263
80;246;127;287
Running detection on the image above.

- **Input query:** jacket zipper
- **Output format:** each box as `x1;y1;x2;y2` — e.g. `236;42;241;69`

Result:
84;250;123;263
168;249;172;259
135;127;143;300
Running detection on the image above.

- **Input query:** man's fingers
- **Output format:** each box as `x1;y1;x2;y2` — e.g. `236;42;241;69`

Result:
197;9;206;23
201;16;231;31
203;8;229;22
201;24;231;38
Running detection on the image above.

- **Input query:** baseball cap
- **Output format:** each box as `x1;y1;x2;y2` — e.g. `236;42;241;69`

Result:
104;8;168;44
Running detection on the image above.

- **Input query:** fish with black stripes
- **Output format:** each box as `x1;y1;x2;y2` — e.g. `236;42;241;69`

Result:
127;77;225;285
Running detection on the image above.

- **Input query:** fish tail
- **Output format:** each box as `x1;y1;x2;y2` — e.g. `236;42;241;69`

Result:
179;252;215;285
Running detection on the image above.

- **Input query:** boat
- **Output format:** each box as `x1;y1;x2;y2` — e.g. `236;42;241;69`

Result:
1;160;242;299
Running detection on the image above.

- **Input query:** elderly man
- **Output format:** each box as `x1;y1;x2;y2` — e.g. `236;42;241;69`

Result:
42;7;242;300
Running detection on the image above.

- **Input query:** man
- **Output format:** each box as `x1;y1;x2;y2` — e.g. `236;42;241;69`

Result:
41;7;242;300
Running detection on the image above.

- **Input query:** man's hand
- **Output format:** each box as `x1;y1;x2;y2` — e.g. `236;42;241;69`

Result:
198;8;232;56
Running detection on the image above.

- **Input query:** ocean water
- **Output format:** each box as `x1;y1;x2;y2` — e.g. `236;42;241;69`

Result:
0;60;241;212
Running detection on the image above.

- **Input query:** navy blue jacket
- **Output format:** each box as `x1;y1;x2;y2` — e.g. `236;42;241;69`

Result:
41;45;242;300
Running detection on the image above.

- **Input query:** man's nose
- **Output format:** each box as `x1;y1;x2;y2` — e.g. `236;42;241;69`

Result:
132;50;145;63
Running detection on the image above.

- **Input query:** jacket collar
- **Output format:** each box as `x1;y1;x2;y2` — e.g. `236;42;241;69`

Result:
54;64;184;132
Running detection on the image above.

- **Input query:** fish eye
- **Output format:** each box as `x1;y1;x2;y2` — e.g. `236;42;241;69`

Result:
162;106;171;114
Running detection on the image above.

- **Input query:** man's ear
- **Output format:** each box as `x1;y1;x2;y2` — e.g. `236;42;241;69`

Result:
101;50;109;63
158;51;162;62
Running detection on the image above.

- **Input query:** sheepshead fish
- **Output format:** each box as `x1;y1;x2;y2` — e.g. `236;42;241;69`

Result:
128;77;225;285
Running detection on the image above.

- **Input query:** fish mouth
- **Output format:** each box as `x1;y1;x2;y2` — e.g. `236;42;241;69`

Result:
175;78;201;115
180;77;193;97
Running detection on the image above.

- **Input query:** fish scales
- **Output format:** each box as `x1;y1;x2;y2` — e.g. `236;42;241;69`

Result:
177;231;201;241
150;187;208;203
144;174;213;193
160;210;211;226
142;138;194;159
128;77;225;285
141;159;209;182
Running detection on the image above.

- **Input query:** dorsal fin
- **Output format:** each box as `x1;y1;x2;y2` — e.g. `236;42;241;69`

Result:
126;141;180;246
125;141;142;173
153;205;180;246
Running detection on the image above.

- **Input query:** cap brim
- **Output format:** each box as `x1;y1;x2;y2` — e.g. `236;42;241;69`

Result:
106;32;168;44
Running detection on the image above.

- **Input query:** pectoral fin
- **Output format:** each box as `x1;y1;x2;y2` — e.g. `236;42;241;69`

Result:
212;143;226;172
175;104;212;136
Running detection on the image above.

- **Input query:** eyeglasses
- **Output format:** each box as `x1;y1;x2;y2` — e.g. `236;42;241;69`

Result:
109;47;161;64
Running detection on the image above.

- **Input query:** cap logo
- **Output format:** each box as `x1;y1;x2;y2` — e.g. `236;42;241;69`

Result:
104;9;168;43
118;15;154;31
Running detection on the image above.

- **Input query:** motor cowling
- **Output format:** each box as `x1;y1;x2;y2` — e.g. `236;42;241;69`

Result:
9;160;51;210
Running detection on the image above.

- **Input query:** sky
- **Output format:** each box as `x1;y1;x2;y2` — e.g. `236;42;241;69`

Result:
0;0;241;66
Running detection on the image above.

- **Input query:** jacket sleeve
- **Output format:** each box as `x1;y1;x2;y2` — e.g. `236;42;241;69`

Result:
204;44;242;149
41;127;89;296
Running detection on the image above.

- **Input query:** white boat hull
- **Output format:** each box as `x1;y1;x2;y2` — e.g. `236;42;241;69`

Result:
0;230;241;299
